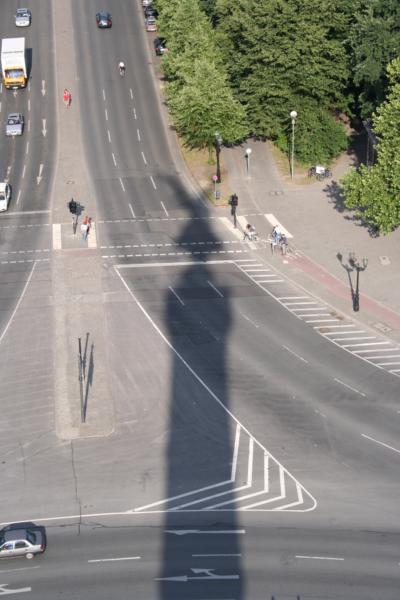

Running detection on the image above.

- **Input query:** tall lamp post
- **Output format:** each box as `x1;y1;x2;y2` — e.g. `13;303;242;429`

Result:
290;110;297;180
245;147;252;176
215;132;222;183
349;252;368;312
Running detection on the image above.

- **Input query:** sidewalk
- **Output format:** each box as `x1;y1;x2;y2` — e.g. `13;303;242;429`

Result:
222;141;400;343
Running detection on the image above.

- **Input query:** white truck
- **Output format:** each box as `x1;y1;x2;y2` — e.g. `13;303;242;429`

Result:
1;38;27;89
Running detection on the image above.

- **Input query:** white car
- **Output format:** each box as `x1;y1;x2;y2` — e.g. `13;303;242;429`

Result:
6;113;24;136
142;0;152;6
146;16;157;31
15;8;31;27
0;182;11;212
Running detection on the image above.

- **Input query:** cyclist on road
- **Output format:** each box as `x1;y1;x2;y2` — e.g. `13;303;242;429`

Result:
118;61;126;76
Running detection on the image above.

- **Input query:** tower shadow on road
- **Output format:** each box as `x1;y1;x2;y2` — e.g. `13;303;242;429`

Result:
159;188;243;598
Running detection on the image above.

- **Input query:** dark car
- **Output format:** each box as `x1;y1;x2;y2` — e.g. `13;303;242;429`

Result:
154;37;168;56
0;523;46;559
144;6;158;18
96;11;112;28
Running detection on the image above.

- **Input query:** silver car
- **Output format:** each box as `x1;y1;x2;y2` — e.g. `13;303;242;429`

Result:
0;524;46;559
15;8;31;27
6;113;24;136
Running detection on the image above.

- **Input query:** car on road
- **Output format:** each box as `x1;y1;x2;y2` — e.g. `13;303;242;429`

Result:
15;8;31;27
0;523;46;559
5;113;24;136
0;182;11;212
96;11;112;28
145;16;157;32
154;37;168;55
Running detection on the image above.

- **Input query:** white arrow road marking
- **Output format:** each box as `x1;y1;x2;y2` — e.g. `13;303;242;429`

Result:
36;164;44;185
156;568;240;582
41;80;46;96
0;584;31;595
165;530;245;536
42;119;46;137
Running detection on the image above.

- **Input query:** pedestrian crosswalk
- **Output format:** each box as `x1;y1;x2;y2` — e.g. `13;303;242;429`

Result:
237;261;400;378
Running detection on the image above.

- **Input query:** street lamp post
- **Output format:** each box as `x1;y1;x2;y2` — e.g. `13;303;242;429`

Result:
215;132;222;183
290;110;297;180
245;147;252;176
349;252;368;312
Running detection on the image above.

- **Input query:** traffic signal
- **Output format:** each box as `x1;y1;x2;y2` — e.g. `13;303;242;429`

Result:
69;199;77;214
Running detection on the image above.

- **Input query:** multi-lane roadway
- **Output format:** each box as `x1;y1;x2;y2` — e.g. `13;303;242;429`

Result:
0;1;399;598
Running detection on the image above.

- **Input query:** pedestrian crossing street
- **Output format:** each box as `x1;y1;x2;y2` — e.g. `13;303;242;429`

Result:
237;259;400;378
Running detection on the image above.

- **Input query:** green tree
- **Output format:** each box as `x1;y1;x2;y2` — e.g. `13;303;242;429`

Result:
166;57;249;149
214;0;349;161
342;58;400;234
349;0;400;117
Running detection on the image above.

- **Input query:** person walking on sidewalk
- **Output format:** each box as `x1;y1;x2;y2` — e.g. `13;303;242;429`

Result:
243;223;257;241
81;221;88;240
229;193;238;228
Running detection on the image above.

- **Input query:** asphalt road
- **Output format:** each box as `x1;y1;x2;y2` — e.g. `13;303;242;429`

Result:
0;1;399;599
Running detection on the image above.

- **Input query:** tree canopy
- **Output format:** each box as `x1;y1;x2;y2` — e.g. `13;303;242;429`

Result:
342;58;400;234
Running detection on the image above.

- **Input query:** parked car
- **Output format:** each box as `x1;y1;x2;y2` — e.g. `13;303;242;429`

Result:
0;182;11;212
0;523;46;559
154;37;168;55
145;16;157;32
96;11;112;28
6;113;24;136
144;6;158;18
142;0;153;6
15;8;31;27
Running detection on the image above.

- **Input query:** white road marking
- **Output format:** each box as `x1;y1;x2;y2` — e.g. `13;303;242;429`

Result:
156;568;239;582
37;163;44;185
230;424;240;481
377;361;400;366
306;318;339;323
286;301;317;306
277;296;309;300
107;130;111;143
296;555;344;561
52;224;62;250
25;141;29;155
264;214;293;238
16;190;21;205
119;177;125;192
102;89;106;100
141;151;147;165
313;324;354;329
22;165;26;178
334;378;365;397
368;354;400;360
169;286;184;306
112;153;117;166
192;553;241;557
240;313;259;328
137;129;141;141
160;201;169;216
105;108;108;121
362;433;400;454
130;88;133;99
354;348;398;353
324;330;365;335
333;336;376;342
0;262;37;346
88;556;141;563
42;118;46;137
342;341;390;348
165;530;245;536
128;203;135;217
28;98;31;111
150;176;156;189
0;566;40;573
0;584;31;594
282;345;308;364
207;280;223;297
133;107;137;119
41;80;46;96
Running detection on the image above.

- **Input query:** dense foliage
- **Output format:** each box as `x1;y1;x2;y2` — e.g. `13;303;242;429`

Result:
342;58;400;234
155;0;400;192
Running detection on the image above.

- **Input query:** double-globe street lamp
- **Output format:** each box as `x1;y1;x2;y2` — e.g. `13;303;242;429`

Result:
290;110;297;180
215;131;223;183
349;252;368;312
